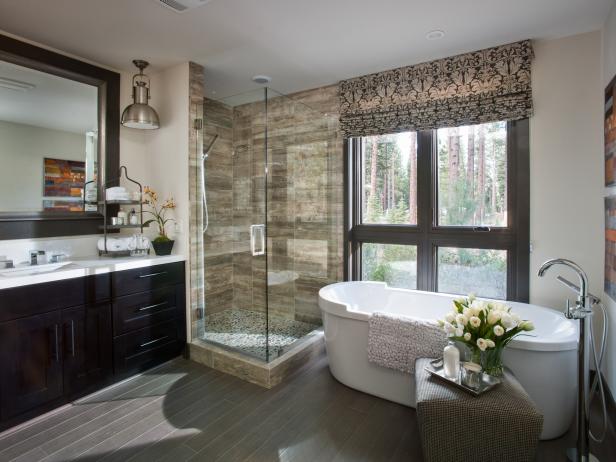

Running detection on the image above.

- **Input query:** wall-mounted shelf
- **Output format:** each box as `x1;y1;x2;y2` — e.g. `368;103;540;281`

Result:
99;200;142;205
99;166;149;257
100;224;147;230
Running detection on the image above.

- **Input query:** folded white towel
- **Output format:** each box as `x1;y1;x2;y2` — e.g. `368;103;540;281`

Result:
97;237;131;252
367;312;447;374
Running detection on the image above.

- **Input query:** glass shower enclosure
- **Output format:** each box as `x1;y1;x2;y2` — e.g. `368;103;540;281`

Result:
192;87;336;362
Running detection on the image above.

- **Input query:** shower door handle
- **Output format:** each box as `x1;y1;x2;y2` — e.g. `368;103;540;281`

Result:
250;224;265;256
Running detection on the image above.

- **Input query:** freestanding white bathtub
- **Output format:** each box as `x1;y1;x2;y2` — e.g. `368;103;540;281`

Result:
319;281;578;440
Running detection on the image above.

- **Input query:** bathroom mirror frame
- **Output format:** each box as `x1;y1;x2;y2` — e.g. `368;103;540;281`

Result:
0;33;120;239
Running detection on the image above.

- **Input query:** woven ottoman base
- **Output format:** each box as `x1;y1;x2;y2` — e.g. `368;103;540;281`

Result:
415;358;543;462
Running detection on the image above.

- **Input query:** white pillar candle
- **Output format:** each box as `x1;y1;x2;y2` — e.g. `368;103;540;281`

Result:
443;342;460;379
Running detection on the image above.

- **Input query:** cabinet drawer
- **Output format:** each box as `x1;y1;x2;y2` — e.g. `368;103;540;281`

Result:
113;319;185;378
112;262;185;297
0;274;110;323
113;285;183;335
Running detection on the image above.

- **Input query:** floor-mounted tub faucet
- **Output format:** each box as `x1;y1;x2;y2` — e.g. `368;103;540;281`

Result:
538;258;599;462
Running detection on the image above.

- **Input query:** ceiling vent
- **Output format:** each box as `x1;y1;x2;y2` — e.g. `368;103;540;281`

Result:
156;0;211;13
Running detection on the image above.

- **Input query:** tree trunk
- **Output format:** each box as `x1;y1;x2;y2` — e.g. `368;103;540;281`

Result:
477;126;486;223
408;132;417;223
369;136;379;215
467;130;475;195
448;127;460;203
491;143;497;214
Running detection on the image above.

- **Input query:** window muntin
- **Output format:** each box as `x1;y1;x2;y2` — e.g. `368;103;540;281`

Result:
436;122;507;227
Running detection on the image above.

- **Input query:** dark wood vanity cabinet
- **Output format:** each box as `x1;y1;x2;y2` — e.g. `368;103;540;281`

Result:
0;261;186;429
0;310;64;420
61;303;113;398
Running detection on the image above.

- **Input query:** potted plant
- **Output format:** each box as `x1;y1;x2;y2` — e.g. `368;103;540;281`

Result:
438;294;535;377
143;186;176;255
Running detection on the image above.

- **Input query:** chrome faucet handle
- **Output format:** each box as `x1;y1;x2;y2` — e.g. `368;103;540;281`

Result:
565;299;573;319
48;253;67;264
29;250;46;266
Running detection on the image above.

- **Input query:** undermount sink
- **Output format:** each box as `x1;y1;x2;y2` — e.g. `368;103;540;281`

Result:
0;261;73;277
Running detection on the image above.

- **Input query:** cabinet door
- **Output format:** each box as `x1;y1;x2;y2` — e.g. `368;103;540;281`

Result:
0;311;63;420
62;303;113;398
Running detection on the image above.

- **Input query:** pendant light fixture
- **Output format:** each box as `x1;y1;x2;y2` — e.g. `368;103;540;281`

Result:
121;60;160;129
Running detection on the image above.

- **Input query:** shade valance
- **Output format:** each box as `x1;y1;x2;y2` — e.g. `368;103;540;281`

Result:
339;40;533;138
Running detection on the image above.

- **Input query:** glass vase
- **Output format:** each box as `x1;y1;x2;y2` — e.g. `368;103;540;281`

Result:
481;346;505;377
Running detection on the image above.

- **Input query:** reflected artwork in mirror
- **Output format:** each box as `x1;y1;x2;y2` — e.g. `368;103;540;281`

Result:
0;59;98;213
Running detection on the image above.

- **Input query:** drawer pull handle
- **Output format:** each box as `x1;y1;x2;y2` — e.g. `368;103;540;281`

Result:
70;320;76;357
139;336;169;348
53;324;60;362
138;271;167;279
138;302;168;312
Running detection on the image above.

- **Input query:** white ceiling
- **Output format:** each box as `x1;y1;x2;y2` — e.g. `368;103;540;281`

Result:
0;61;97;133
0;0;612;99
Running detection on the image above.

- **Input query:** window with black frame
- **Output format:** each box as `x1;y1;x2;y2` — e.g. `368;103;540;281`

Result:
345;119;529;301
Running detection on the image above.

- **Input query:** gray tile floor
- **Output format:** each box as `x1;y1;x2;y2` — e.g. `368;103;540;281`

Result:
201;310;319;360
0;354;613;462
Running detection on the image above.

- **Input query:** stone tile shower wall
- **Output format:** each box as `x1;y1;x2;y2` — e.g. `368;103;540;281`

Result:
202;98;234;316
195;84;343;334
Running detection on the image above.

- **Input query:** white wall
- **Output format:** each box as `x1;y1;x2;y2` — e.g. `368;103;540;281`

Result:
602;5;616;395
0;120;86;211
118;64;190;257
529;32;604;312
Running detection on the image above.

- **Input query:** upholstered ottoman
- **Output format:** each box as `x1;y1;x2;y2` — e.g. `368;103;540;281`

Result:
414;358;543;462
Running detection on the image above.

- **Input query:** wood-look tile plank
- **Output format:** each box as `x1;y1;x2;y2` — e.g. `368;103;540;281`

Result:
0;359;187;454
70;370;231;462
0;352;613;462
0;364;196;462
99;381;248;462
39;364;212;461
201;358;333;462
183;357;326;456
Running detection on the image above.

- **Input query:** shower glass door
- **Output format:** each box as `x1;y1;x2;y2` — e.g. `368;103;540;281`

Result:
195;86;336;362
265;89;337;359
198;88;270;361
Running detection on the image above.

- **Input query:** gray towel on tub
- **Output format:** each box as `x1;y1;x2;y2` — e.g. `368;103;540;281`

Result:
367;312;447;374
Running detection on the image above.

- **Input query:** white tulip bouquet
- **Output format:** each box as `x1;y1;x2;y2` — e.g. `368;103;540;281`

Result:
438;294;535;376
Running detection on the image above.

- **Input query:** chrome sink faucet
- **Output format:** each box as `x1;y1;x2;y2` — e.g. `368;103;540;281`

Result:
29;250;46;266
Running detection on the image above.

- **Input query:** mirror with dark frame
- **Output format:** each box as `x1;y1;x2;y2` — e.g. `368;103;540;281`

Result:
0;33;120;239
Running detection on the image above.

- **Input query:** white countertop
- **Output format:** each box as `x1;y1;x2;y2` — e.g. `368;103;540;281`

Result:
0;254;186;290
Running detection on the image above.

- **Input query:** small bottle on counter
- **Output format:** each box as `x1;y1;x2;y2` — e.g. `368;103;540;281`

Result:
117;210;127;225
129;209;139;225
443;341;460;379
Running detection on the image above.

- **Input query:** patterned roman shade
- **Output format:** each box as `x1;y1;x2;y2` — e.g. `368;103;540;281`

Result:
339;40;533;138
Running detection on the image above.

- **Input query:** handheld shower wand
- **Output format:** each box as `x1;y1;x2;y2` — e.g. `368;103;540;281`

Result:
538;258;605;462
201;134;218;233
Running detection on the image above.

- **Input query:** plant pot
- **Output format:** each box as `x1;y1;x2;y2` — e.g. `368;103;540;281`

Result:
152;239;174;256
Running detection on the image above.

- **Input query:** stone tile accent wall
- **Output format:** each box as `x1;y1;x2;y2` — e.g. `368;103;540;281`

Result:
203;98;234;315
191;82;343;334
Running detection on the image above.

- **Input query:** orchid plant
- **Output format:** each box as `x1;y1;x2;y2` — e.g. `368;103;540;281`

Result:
143;186;176;243
438;294;535;376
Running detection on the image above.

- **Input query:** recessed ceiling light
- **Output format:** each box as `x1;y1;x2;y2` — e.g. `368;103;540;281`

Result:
426;30;445;40
252;75;272;84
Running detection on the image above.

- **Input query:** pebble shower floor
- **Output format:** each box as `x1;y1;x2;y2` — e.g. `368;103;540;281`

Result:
201;309;319;360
